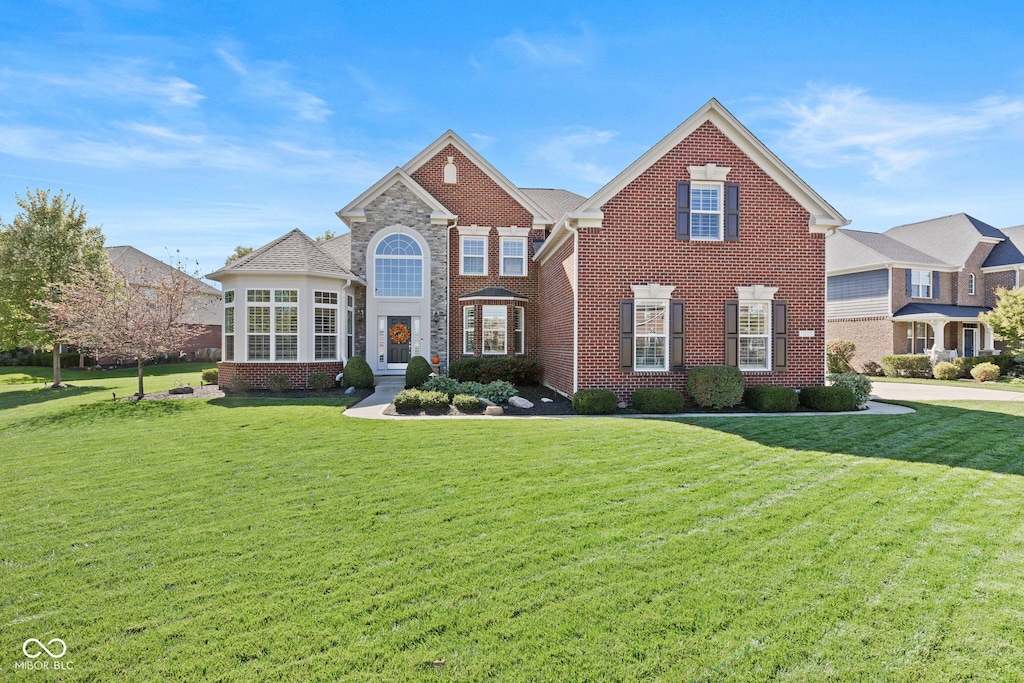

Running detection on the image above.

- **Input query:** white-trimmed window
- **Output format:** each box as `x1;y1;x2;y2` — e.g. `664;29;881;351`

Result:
500;237;526;276
690;182;723;241
461;236;487;275
346;294;355;360
634;301;668;371
314;291;338;360
274;290;298;360
738;301;771;371
247;289;271;360
908;322;934;354
968;273;976;296
910;270;932;298
463;306;475;354
482;305;506;355
375;234;423;297
514;306;525;354
223;290;235;361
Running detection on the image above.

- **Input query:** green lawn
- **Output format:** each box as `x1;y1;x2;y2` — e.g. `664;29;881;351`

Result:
872;374;1024;392
3;368;1024;681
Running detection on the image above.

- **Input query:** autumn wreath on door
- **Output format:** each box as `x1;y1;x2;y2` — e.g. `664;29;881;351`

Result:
389;322;411;344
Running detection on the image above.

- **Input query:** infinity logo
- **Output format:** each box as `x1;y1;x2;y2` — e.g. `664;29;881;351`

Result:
23;638;67;659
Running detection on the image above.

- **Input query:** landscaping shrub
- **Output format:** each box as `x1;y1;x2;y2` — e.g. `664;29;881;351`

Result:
225;374;252;394
455;381;486;398
861;360;884;377
933;361;959;381
405;355;433;388
630;388;684;414
421;376;462;398
418;390;450;411
307;372;333;392
971;362;1001;382
24;352;95;368
452;393;482;412
954;355;1013;378
799;385;859;412
826;339;856;374
827;372;873;406
265;373;291;393
201;368;219;385
392;389;422;412
572;389;618;415
343;356;374;389
449;358;485;382
687;365;744;409
743;385;798;412
0;351;21;366
478;357;542;385
477;380;518;404
880;354;932;378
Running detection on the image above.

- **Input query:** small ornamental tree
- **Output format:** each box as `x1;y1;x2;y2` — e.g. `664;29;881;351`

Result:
979;287;1024;351
45;257;206;397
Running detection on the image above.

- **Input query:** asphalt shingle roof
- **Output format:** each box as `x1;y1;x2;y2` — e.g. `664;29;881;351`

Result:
459;286;528;301
984;225;1024;268
519;188;586;223
213;229;357;278
827;229;944;272
885;213;1004;266
892;303;991;318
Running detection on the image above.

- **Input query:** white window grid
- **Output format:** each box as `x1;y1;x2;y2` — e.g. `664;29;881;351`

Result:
500;237;526;276
461;236;487;276
482;305;506;355
634;300;668;371
690;182;723;241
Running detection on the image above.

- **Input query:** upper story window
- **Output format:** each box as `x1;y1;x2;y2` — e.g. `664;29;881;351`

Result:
910;270;933;298
500;237;526;276
460;236;486;275
690;182;723;240
375;234;423;297
968;273;976;296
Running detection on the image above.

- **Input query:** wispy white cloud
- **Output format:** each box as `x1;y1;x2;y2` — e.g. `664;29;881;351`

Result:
532;127;618;185
767;86;1024;180
494;26;594;68
216;47;332;122
7;62;204;107
344;66;406;115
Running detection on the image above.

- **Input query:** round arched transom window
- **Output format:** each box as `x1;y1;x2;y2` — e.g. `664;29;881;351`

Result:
374;233;423;297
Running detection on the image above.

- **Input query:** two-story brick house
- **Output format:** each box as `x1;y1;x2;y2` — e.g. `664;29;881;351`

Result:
826;215;1024;371
210;99;848;399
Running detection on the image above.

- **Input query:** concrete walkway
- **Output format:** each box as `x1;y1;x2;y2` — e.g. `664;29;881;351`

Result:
870;381;1024;403
343;376;915;420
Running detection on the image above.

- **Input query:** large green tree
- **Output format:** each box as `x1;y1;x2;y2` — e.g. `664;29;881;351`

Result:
0;189;106;386
979;286;1024;351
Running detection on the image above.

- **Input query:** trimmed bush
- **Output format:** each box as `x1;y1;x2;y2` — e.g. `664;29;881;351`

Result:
24;352;95;368
687;365;744;409
450;357;542;385
405;355;433;389
452;393;482;412
572;389;618;415
954;355;1012;378
630;388;684;414
478;380;518;404
307;372;333;392
743;385;798;412
265;373;291;393
880;354;933;378
971;362;1001;382
225;374;252;394
392;389;422;412
418;390;450;411
343;356;374;390
421;376;462;398
933;361;959;380
826;339;856;374
827;372;873;406
449;358;485;382
201;368;219;385
799;385;859;412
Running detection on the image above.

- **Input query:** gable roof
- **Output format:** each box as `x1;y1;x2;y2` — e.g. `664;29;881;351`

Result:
827;229;946;274
984;224;1024;269
107;245;221;297
885;213;1005;267
401;130;555;227
336;167;457;228
317;232;352;271
206;229;361;282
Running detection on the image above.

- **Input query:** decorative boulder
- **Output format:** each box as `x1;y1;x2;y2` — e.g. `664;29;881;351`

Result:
344;386;355;395
168;386;194;395
508;396;534;409
540;397;553;403
484;405;504;416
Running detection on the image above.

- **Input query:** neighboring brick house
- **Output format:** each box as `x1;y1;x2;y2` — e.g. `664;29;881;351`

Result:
826;216;1024;371
210;99;849;398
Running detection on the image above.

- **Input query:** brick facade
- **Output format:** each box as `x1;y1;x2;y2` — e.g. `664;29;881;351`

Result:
536;236;576;395
217;361;343;391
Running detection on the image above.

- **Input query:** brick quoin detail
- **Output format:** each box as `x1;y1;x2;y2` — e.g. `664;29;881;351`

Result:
218;362;343;390
574;121;826;401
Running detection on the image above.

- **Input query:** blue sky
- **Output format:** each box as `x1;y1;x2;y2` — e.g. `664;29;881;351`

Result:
2;0;1023;281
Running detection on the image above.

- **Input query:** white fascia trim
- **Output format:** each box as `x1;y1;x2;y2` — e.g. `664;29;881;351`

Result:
574;99;847;232
981;263;1024;273
335;167;456;229
458;295;529;302
534;209;604;264
207;269;365;285
400;130;554;225
497;226;531;237
458;225;492;236
891;313;987;323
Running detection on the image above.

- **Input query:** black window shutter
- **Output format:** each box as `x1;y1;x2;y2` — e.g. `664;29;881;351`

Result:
724;300;739;367
906;269;912;297
619;300;634;371
670;299;685;371
932;271;940;299
724;183;740;242
773;300;788;371
675;181;690;241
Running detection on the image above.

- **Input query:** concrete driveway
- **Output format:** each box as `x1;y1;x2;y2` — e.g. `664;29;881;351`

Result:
871;381;1024;402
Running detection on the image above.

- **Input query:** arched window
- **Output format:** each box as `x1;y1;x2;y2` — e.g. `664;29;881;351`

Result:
375;234;423;297
968;273;976;296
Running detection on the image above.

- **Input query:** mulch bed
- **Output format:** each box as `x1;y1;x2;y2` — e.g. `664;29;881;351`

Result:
121;386;373;402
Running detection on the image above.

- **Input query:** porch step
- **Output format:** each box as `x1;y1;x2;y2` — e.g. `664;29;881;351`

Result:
374;376;406;388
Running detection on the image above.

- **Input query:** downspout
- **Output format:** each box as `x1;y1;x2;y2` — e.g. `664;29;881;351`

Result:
568;221;580;396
